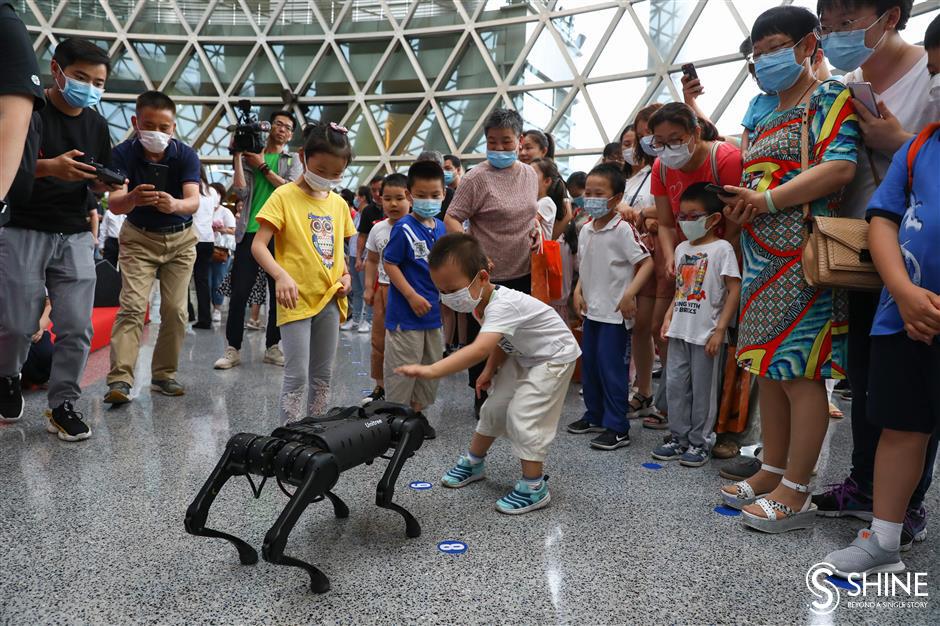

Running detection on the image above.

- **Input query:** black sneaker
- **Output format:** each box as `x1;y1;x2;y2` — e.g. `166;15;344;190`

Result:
835;379;852;400
901;504;927;552
566;418;604;434
104;382;131;405
360;385;385;406
45;401;91;441
718;455;761;481
151;379;185;396
0;374;24;422
589;429;631;450
474;391;488;421
417;412;436;440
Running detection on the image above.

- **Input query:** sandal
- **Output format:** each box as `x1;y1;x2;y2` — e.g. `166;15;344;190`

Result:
720;463;784;510
741;477;818;534
628;393;654;419
829;402;844;419
642;408;668;430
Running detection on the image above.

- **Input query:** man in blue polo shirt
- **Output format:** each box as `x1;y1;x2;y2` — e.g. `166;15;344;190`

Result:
103;90;201;404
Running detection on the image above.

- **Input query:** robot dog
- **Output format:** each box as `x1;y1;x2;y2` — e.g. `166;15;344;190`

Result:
185;402;427;593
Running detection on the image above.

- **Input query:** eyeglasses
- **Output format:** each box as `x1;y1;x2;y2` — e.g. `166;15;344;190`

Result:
640;134;689;153
272;121;294;131
817;12;883;37
747;38;796;63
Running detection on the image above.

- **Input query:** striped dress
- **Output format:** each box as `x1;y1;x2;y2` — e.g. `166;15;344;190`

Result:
736;81;859;381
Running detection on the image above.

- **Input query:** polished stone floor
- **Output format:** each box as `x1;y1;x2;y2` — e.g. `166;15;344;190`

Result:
1;319;938;626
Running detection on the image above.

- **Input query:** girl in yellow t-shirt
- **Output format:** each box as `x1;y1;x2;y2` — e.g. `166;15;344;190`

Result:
252;121;356;421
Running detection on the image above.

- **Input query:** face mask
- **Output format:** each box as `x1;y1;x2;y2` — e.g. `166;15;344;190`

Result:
623;148;637;167
571;195;585;209
137;130;172;154
821;13;887;70
443;170;455;185
679;215;713;241
440;273;482;313
754;44;806;94
412;198;442;218
487;150;517;169
583;196;611;219
353;198;360;209
304;170;341;192
56;70;104;109
659;140;694;170
928;73;940;103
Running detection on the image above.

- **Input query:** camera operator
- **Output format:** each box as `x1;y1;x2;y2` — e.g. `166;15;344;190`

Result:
103;90;200;405
0;0;45;220
213;110;301;371
0;38;120;440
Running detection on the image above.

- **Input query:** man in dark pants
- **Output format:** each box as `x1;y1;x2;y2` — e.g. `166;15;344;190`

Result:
444;108;539;417
213;110;301;370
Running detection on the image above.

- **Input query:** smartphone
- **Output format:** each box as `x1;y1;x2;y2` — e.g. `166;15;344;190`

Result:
848;82;879;116
704;183;736;197
142;162;169;193
681;63;698;80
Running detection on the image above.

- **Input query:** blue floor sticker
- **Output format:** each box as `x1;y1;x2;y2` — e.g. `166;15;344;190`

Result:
409;481;432;491
827;575;856;590
642;462;663;470
713;505;741;517
438;541;467;555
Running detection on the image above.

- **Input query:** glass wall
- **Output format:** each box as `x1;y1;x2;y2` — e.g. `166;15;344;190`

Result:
18;0;940;187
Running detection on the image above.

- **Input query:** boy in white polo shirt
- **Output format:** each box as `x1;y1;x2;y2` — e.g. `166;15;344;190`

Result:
568;163;653;451
395;233;580;515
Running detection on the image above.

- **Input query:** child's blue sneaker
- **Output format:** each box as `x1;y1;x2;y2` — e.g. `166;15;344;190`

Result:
652;437;686;461
441;455;485;488
679;445;709;467
495;479;551;515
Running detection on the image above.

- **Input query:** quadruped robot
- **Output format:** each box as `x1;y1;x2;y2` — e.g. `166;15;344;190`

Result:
184;402;428;593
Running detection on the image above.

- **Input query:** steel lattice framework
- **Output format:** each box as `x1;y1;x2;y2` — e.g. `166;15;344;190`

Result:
17;0;940;186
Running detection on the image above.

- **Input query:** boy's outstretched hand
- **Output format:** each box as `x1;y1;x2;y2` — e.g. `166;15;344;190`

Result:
395;364;433;379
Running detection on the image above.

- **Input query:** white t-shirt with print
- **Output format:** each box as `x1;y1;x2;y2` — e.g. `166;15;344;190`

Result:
666;238;740;346
577;215;650;328
213;206;236;251
365;218;393;285
479;286;581;368
840;54;940;218
536;196;555;242
194;187;220;243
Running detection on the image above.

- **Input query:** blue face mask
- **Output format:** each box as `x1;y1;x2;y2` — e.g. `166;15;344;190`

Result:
353;197;360;209
754;44;806;94
821;14;887;71
412;198;442;219
486;150;517;169
571;195;585;209
443;170;455;185
56;70;104;109
583;197;611;219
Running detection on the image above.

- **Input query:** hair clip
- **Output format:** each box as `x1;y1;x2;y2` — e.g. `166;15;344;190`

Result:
329;122;349;135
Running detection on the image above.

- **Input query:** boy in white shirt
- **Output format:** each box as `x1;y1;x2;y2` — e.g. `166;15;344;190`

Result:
361;174;408;405
568;163;653;451
395;233;580;515
654;182;741;467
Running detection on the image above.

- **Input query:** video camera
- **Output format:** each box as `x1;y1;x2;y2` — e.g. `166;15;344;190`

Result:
228;99;270;154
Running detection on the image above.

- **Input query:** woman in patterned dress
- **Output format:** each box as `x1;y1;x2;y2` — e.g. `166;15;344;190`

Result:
718;6;859;533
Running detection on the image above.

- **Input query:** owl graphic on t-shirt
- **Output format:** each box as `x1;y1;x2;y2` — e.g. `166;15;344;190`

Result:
309;214;334;269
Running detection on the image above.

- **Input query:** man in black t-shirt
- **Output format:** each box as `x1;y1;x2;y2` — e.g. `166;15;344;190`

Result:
0;38;121;441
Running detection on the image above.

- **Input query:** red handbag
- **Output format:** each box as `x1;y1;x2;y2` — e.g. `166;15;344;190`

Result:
531;225;563;303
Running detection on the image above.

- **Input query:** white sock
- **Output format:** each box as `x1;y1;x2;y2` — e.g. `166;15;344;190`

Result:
870;518;902;552
467;451;485;465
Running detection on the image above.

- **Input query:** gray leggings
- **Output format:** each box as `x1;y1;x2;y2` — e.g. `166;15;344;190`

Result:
278;300;340;422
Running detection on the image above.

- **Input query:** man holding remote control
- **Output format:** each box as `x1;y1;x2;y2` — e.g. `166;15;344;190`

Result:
0;38;123;441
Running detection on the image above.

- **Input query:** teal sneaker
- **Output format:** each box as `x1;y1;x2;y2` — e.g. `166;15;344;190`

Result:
495;479;551;515
441;456;485;488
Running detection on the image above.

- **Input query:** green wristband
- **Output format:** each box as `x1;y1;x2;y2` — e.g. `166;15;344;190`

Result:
764;189;777;214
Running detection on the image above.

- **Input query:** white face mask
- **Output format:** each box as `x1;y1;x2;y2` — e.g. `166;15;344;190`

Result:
660;139;694;170
929;74;940;103
623;147;637;167
304;169;341;192
138;130;171;154
679;214;713;241
440;273;482;314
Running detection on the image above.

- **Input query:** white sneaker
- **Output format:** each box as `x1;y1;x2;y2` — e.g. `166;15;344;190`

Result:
211;309;222;323
339;319;357;331
263;345;285;366
357;320;372;334
214;346;240;370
